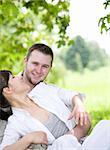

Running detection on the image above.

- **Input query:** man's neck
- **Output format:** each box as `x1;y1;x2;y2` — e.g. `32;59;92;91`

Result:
21;71;43;90
21;72;35;90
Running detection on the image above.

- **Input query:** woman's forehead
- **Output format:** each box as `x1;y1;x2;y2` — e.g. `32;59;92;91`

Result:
9;74;13;79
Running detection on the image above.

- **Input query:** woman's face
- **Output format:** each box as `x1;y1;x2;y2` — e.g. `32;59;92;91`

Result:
8;75;30;94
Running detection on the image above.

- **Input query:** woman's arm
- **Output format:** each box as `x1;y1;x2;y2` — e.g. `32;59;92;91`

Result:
3;131;48;150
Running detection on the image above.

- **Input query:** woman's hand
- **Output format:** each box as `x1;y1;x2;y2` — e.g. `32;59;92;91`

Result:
27;131;48;145
3;131;48;150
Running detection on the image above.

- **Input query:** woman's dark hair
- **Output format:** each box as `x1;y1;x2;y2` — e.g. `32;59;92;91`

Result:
0;70;12;120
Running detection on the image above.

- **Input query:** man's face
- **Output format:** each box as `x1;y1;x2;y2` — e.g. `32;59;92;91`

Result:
23;50;52;86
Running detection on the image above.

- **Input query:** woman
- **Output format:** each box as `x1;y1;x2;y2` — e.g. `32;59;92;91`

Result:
0;70;90;150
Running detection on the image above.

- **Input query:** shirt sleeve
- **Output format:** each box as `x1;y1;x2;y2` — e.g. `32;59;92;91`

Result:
57;87;78;106
56;86;85;108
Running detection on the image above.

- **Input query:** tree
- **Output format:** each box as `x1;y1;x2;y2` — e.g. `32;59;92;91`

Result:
99;0;110;33
87;41;108;70
63;36;90;72
0;0;70;73
62;36;108;72
0;0;70;47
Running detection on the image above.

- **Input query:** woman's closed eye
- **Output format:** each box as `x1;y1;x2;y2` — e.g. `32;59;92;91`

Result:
12;76;15;79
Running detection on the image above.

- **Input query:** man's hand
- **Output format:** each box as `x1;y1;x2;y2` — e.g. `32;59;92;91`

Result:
68;95;89;126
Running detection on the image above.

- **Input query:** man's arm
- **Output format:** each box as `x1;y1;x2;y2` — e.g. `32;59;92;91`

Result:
3;131;48;150
68;94;91;126
67;94;91;141
57;86;91;126
67;112;91;141
73;113;91;140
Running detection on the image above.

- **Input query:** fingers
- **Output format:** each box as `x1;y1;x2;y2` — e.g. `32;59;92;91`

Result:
75;112;80;125
79;112;84;126
68;113;73;120
78;112;89;126
83;112;88;125
73;112;89;126
68;111;89;126
70;129;74;136
43;139;48;145
42;133;48;145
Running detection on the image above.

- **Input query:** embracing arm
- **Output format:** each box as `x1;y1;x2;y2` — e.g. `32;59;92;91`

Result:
73;112;91;140
57;87;91;126
67;95;91;140
68;94;91;126
3;131;48;150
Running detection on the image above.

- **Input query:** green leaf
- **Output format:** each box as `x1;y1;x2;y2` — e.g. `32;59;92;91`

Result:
1;1;19;19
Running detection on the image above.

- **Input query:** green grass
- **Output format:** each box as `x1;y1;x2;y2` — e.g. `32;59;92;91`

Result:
59;66;110;128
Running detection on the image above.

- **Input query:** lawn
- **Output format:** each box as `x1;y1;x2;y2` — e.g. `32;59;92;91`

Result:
59;66;110;128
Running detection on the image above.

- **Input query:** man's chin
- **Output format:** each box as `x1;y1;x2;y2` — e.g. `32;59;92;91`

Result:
32;79;43;85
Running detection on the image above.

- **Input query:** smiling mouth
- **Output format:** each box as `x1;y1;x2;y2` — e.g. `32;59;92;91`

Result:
32;74;42;79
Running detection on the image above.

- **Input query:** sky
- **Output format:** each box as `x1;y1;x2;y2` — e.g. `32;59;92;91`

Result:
68;0;110;54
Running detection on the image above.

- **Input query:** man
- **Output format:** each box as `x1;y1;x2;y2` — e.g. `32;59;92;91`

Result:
22;43;91;145
22;43;90;127
0;43;91;149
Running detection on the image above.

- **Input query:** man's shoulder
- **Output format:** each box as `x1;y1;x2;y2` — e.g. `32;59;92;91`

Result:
34;81;58;89
43;82;58;88
41;81;59;89
28;82;59;96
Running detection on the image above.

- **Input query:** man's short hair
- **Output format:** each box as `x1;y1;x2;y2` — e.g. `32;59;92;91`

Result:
26;43;54;66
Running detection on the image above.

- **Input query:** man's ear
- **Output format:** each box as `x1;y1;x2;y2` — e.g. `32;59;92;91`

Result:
24;57;28;64
3;87;12;94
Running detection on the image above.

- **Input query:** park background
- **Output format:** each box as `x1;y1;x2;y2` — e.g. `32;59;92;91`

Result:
0;0;110;129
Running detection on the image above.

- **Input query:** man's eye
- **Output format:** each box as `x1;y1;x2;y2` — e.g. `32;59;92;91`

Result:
12;76;15;78
43;65;49;68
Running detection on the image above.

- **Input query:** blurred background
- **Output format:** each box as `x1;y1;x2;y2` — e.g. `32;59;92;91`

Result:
0;0;110;128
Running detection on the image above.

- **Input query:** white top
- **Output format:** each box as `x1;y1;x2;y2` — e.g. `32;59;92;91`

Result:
0;82;79;149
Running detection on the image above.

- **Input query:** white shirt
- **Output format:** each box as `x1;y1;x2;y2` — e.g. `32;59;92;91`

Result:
0;82;79;149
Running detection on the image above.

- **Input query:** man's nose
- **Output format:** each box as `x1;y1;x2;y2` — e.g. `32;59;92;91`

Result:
36;65;42;73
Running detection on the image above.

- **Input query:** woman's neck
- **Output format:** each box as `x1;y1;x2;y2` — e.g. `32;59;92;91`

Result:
10;94;33;109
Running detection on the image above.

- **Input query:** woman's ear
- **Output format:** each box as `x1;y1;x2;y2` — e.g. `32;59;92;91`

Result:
3;87;12;94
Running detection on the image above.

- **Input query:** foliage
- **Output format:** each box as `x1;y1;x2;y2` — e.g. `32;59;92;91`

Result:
62;36;109;72
99;0;110;33
61;36;90;72
87;41;108;70
0;0;70;46
0;0;70;73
